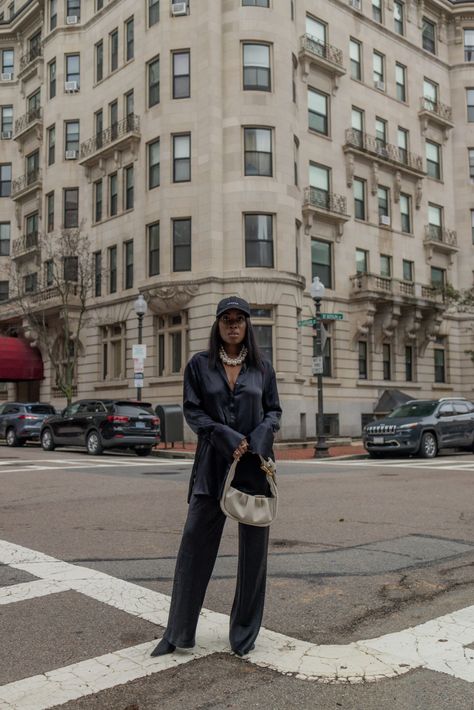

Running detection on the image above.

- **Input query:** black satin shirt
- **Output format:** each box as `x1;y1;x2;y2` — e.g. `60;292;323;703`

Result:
183;351;282;500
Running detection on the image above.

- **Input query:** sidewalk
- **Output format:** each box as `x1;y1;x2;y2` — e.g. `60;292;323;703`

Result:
153;440;367;461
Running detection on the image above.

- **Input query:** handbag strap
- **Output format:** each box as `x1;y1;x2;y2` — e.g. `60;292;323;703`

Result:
222;455;277;499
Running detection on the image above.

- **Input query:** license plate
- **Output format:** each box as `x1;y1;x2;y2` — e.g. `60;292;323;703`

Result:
135;421;146;429
373;436;384;444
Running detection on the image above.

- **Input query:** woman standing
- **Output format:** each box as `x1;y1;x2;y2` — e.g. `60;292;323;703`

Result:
151;296;281;658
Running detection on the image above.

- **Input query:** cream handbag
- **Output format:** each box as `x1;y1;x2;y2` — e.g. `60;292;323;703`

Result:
220;455;278;527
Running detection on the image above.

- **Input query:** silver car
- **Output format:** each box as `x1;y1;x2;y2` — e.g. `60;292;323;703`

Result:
0;402;56;446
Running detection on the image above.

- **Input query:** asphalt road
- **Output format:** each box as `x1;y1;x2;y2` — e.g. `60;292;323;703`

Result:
0;446;473;709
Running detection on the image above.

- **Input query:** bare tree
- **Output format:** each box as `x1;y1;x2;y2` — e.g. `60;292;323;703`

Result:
9;227;96;406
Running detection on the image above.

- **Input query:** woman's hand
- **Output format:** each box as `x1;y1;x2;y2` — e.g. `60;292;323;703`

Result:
233;438;248;461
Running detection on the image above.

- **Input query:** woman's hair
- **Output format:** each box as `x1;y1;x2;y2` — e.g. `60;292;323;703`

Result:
208;316;263;369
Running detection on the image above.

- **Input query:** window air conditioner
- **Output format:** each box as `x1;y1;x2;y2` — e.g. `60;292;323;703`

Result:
171;2;187;16
64;81;79;92
374;80;385;91
65;150;77;160
66;15;79;24
349;0;361;9
1;72;13;81
1;131;12;139
379;215;391;226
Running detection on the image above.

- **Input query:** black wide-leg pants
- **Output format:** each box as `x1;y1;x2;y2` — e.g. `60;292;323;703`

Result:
163;493;269;654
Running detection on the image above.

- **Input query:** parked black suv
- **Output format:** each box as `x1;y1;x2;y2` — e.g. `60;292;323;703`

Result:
40;399;160;456
0;402;56;446
363;398;474;458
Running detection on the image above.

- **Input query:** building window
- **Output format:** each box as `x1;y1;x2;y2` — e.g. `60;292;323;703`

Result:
244;214;274;268
47;125;55;165
372;0;382;23
422;17;436;54
243;43;271;91
46;192;54;232
0;106;12;136
124;165;134;210
148;222;160;276
353;178;366;220
108;246;117;293
24;272;38;294
149;0;159;26
434;344;446;383
0;222;10;256
465;29;474;61
373;51;385;89
95;41;103;82
49;59;56;98
44;260;53;287
468;149;474;183
172;50;190;98
63;255;78;282
0;164;11;197
351;106;364;144
405;345;413;381
309;163;330;208
156;313;188;376
125;90;134;120
293;135;299;186
94;179;102;223
148;56;160;107
109;99;118;140
471;210;474;245
383;343;391;380
94;251;102;296
403;259;413;282
66;54;80;86
350;39;361;80
95;110;103;148
63;187;78;227
50;0;57;30
110;29;119;72
431;266;445;289
375;117;387;151
66;0;80;20
0;281;8;302
27;89;40;113
1;50;14;76
125;17;134;61
173;218;191;272
426;140;441;179
423;78;438;110
242;0;269;5
173;133;191;182
378;186;389;220
395;63;406;102
26;150;40;180
109;173;118;216
356;248;368;274
148;139;160;188
306;15;326;46
308;88;328;135
26;212;38;244
101;323;125;380
358;341;368;379
244;127;273;176
311;239;332;288
394;1;404;35
65;120;79;154
250;308;274;363
400;193;411;233
397;127;408;164
380;254;391;278
292;54;297;103
96;0;104;10
467;89;474;122
124;240;133;289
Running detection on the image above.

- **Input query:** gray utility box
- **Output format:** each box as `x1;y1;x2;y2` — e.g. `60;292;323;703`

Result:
155;404;184;446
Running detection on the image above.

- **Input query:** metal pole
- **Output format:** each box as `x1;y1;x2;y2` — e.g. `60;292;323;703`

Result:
313;297;329;458
136;313;143;402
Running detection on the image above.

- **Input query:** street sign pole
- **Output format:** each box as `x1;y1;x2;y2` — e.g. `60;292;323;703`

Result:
312;299;329;459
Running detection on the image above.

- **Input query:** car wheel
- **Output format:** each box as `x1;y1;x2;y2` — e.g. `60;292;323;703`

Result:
6;428;22;447
135;447;152;457
419;432;438;459
86;431;103;455
41;429;55;451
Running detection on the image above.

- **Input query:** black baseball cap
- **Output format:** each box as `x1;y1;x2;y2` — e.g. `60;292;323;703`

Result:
216;296;251;318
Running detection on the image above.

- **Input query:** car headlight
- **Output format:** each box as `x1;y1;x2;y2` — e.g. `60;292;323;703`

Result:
397;423;419;430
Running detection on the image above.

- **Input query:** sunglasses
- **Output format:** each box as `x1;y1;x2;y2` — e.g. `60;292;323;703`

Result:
219;315;247;326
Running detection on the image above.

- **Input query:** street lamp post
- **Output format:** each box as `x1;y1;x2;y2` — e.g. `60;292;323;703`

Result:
310;276;330;458
133;294;148;402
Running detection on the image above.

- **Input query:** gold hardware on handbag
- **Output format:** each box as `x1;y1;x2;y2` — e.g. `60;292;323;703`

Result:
220;455;278;527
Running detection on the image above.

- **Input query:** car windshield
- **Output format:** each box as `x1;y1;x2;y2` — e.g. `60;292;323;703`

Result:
109;403;154;416
387;402;437;418
27;405;56;414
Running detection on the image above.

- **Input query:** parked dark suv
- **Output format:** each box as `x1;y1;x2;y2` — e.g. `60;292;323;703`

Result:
363;398;474;458
40;399;161;456
0;402;57;446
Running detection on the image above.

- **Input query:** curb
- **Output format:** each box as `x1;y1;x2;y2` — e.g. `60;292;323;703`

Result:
151;450;369;462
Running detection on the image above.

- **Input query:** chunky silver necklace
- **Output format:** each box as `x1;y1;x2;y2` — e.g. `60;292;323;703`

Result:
219;345;248;366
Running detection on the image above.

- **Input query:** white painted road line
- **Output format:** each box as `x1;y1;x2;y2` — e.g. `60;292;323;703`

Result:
0;538;473;710
0;579;70;606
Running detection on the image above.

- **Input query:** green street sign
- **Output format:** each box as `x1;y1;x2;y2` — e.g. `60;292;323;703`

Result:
320;313;344;320
297;318;316;326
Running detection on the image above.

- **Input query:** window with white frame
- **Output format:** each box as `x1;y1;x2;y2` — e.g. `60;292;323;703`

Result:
308;88;328;135
373;51;385;89
465;29;474;61
400;193;411;233
394;1;404;35
243;43;271;91
395;63;406;102
423;78;438;111
156;313;188;376
350;38;361;80
0;222;10;256
426;140;441;179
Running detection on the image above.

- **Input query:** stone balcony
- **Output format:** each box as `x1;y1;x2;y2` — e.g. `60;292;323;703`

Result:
302;186;350;238
18;44;42;80
79;114;141;171
418;97;454;139
28;283;81;317
11;232;40;261
299;34;346;90
423;224;459;264
14;106;42;142
350;273;445;306
343;129;425;178
11;168;42;201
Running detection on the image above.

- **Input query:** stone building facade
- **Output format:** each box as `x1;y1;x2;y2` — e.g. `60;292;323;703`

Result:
0;0;473;438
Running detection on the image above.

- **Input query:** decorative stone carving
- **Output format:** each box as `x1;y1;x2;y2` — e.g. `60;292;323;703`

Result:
438;13;447;43
404;308;423;342
355;304;377;339
147;284;200;314
454;17;463;44
382;305;401;340
393;171;402;203
371;161;379;195
345;153;354;188
415;179;423;210
418;308;445;355
417;0;424;29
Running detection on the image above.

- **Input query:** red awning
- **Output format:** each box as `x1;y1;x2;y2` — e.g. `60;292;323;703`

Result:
0;337;44;382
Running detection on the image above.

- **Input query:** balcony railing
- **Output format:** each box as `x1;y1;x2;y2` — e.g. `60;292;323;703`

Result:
79;114;140;162
344;128;424;174
303;187;348;216
424;224;457;247
19;44;42;73
350;273;444;303
11;168;42;198
300;34;344;69
12;231;39;258
14;106;42;137
419;97;453;123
